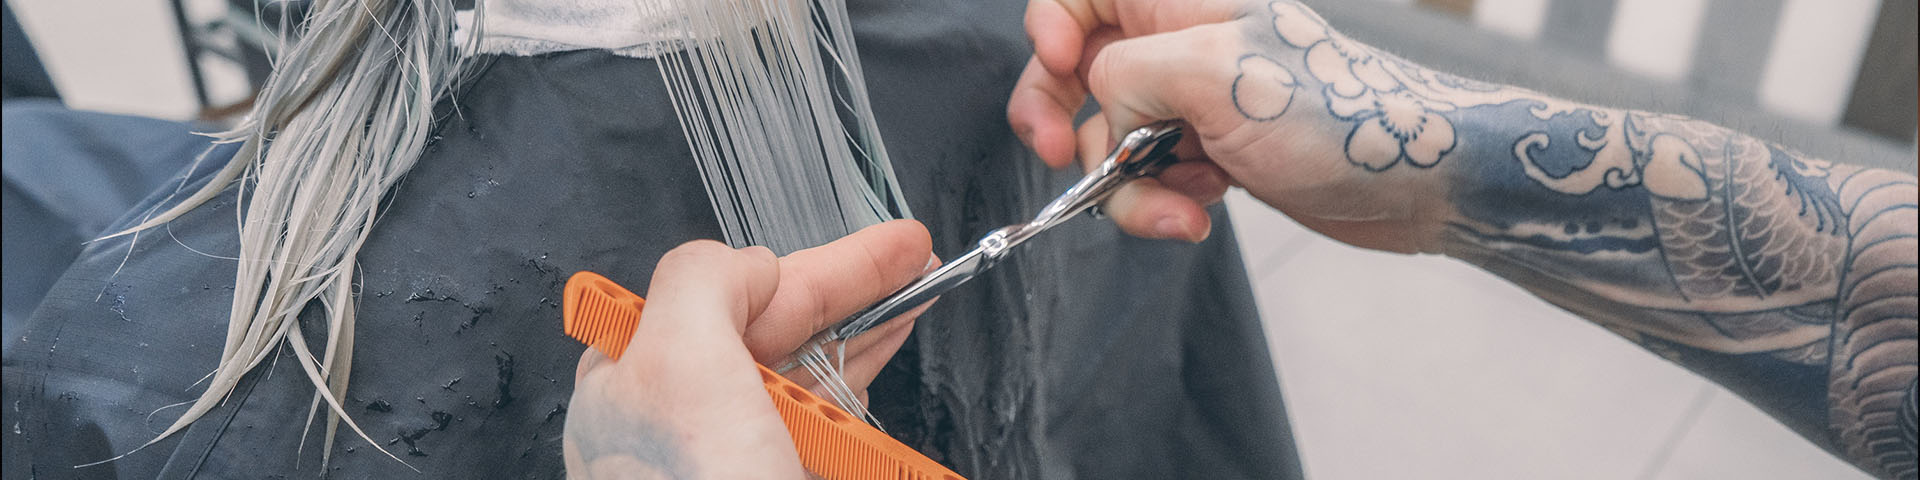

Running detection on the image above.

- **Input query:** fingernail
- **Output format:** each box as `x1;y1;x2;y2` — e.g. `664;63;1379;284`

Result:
1153;216;1188;240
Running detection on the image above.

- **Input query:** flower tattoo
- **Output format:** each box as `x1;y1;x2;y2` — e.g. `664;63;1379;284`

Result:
1272;1;1457;171
1232;54;1300;121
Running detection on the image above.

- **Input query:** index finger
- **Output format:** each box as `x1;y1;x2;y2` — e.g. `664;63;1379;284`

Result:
742;220;935;363
1025;0;1250;78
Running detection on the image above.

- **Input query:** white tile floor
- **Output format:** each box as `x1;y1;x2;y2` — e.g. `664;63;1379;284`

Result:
1226;191;1871;479
7;2;1878;479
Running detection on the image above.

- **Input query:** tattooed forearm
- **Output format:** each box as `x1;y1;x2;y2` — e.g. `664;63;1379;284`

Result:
1248;2;1917;477
1828;169;1919;478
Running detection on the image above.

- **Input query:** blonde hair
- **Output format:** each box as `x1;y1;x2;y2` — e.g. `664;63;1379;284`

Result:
91;0;908;468
93;0;475;468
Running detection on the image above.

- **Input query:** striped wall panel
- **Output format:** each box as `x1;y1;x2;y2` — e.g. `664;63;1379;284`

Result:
1430;0;1907;139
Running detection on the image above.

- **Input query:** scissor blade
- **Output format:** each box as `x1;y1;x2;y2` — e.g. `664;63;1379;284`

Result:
830;246;990;340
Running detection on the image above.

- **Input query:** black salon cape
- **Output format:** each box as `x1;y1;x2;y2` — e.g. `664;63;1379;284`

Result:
3;1;1303;477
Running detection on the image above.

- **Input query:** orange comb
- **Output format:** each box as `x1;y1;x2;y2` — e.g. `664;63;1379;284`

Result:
562;271;964;480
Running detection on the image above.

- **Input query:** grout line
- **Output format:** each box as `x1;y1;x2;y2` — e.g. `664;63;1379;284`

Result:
1635;384;1718;480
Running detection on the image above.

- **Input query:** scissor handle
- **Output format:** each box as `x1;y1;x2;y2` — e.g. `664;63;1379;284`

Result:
1111;121;1185;179
1018;121;1186;240
805;122;1188;349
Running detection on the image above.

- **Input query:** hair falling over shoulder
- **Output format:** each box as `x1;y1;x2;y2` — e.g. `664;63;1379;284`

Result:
91;0;476;469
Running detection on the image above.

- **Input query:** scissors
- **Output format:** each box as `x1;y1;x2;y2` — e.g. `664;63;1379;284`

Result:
791;121;1186;355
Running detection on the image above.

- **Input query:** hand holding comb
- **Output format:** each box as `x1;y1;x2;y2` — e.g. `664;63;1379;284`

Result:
562;271;963;480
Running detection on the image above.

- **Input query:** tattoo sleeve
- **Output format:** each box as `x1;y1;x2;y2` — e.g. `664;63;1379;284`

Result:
1259;3;1917;477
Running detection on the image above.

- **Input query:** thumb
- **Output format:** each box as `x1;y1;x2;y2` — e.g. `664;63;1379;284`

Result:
1083;23;1244;144
636;241;780;349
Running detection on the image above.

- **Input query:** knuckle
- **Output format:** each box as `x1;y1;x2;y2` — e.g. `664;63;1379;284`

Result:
657;240;736;272
1195;28;1230;61
1085;41;1129;98
1199;25;1244;80
736;245;778;266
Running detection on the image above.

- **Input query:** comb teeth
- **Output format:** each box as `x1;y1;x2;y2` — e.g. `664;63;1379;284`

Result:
759;368;963;480
562;271;965;480
563;272;646;361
